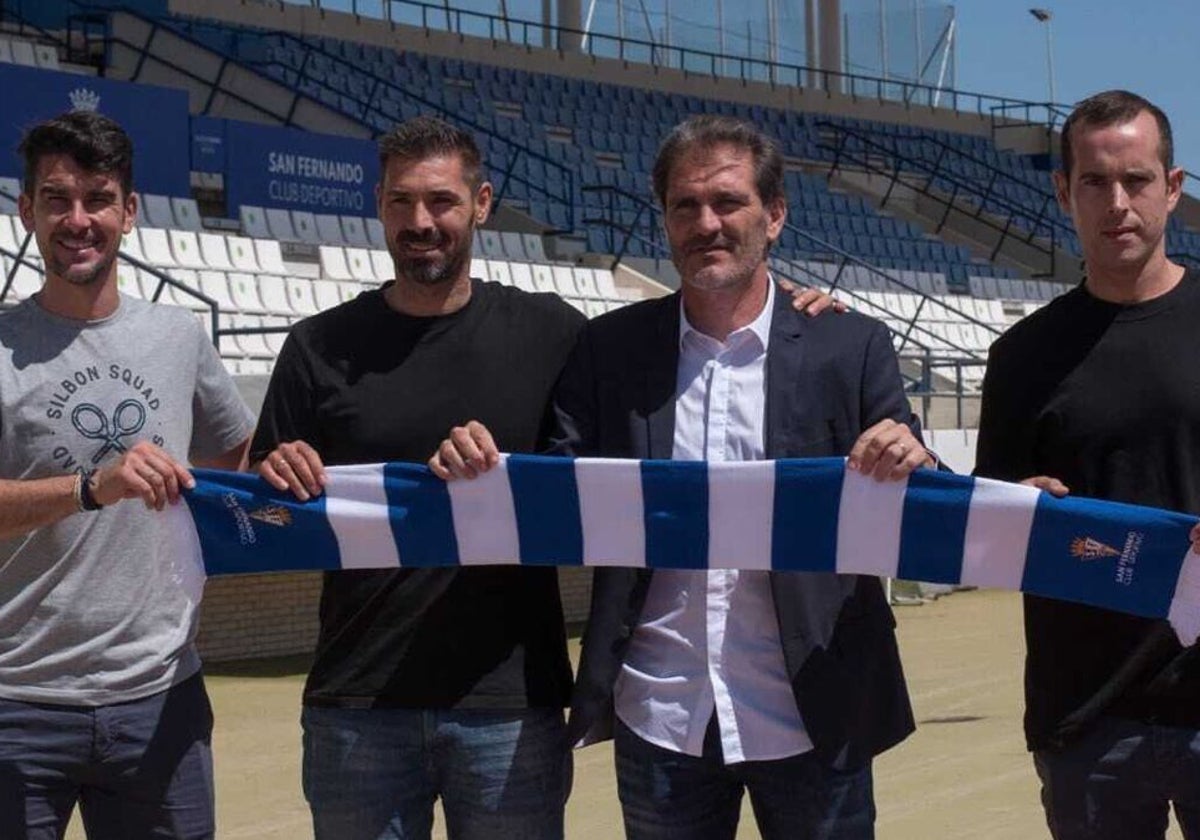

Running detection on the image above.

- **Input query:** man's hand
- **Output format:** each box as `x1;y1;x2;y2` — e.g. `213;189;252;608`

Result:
777;278;848;317
91;441;195;511
1021;476;1070;497
255;440;326;501
847;419;934;481
429;421;501;480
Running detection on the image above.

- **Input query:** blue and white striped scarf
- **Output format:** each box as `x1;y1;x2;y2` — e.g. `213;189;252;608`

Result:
182;455;1200;645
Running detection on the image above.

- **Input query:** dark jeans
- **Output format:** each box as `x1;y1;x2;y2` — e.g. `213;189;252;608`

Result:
1035;715;1200;840
614;718;875;840
302;705;571;840
0;672;214;840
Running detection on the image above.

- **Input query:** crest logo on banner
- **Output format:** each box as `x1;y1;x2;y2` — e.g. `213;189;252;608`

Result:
249;504;293;527
1070;536;1121;560
68;87;100;112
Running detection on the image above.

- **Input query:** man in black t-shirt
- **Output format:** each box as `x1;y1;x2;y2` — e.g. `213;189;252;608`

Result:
250;117;584;840
977;90;1200;840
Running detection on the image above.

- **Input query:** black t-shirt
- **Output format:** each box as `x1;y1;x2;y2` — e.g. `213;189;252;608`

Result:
251;280;586;709
976;270;1200;750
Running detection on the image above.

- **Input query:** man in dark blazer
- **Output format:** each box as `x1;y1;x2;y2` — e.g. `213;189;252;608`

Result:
433;115;931;840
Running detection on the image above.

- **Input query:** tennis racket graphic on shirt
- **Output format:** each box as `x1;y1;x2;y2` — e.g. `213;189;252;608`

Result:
71;399;147;464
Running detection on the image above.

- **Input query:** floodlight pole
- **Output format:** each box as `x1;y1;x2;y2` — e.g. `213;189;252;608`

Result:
1029;8;1056;105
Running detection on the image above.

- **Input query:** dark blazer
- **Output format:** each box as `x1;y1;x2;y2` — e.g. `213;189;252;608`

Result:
551;285;917;771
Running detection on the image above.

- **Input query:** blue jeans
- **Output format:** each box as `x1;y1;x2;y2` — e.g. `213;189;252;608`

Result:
614;718;875;840
1035;715;1200;840
302;705;571;840
0;672;215;840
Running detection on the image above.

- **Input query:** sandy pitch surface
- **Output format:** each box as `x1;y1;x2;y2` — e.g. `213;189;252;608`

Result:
66;590;1183;839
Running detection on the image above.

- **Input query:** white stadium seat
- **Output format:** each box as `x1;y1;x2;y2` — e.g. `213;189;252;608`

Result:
341;216;370;248
168;230;207;269
227;236;262;273
171;197;203;231
240;205;271;239
253;239;288;275
345;248;376;282
198;233;235;271
315;214;346;245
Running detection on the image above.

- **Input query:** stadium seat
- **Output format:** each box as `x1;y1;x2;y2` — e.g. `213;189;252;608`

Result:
312;279;343;311
240;206;272;239
530;264;556;293
551;266;577;297
9;39;37;67
366;218;387;249
572;267;599;298
138;228;178;267
478;229;505;258
508;262;536;292
228;272;268;314
265;208;298;242
315;214;346;245
500;232;527;260
115;262;146;299
252;239;287;275
198;233;236;271
214;236;254;273
257;275;294;316
198;270;238;312
319;246;353;281
291;212;322;245
486;260;513;286
522;233;547;262
286;277;319;315
341;215;370;247
171;197;204;232
168;230;207;269
142;195;177;229
344;247;376;282
370;249;393;281
0;178;20;213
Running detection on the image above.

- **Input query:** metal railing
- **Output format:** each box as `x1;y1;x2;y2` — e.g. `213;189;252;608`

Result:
163;16;577;227
65;8;325;134
818;121;1062;276
211;0;1062;123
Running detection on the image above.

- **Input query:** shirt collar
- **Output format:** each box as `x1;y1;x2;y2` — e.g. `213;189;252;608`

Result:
678;278;775;353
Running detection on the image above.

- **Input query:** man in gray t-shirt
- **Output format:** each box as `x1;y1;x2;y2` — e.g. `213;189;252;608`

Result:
0;112;253;839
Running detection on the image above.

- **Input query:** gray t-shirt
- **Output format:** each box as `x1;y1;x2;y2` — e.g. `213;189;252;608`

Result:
0;295;255;705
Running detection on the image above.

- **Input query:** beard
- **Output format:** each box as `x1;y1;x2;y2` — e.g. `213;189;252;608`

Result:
673;232;768;292
46;244;116;287
391;230;472;287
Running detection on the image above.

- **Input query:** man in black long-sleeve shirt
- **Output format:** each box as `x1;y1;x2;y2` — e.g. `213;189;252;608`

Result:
977;90;1200;839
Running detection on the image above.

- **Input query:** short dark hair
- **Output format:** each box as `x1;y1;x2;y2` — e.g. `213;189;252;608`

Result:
378;115;484;189
19;110;135;197
652;115;785;208
1060;89;1174;178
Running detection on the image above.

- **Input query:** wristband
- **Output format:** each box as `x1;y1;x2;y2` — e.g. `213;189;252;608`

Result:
72;472;85;512
79;470;104;512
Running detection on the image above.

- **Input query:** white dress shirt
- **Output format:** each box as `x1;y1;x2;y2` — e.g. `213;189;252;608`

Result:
613;282;813;764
